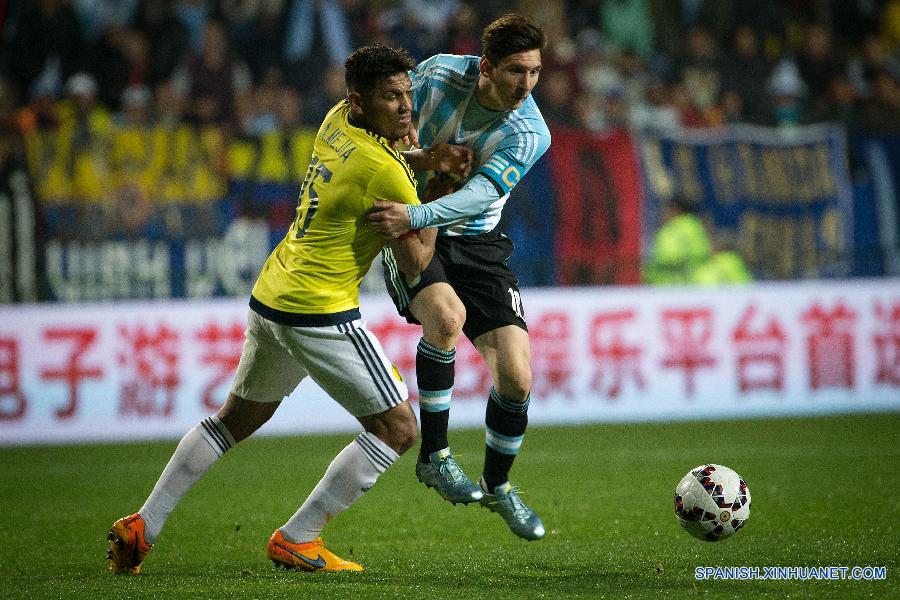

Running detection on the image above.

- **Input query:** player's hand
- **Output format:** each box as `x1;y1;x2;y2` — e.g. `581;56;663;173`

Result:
367;201;412;239
422;173;460;202
393;126;420;150
427;143;472;178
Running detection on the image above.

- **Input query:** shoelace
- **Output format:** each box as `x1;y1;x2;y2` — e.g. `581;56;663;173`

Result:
495;487;531;520
437;455;466;482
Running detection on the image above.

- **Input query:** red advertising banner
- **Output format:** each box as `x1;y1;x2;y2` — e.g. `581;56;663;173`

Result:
549;129;643;286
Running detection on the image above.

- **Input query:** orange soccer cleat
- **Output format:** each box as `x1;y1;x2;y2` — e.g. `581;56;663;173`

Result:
107;513;153;574
266;529;363;572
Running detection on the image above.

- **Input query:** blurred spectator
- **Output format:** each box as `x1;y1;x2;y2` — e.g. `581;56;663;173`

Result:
796;23;844;102
669;80;708;128
649;0;736;59
7;0;84;98
716;88;746;125
301;64;346;126
517;0;570;53
174;20;252;128
646;196;752;286
883;0;900;54
730;0;789;63
643;196;712;285
221;0;288;82
152;80;188;128
807;73;860;127
282;0;352;91
575;29;622;100
274;84;303;130
85;27;150;111
765;58;808;126
536;71;582;129
600;0;654;57
175;0;210;54
63;72;107;127
857;68;900;133
238;68;282;136
381;0;459;59
601;86;631;130
74;0;139;42
629;78;679;132
446;3;482;56
830;0;883;49
60;72;114;205
117;84;153;127
617;48;651;108
723;24;771;123
135;0;191;86
848;33;900;99
17;76;61;135
692;247;753;285
675;25;726;121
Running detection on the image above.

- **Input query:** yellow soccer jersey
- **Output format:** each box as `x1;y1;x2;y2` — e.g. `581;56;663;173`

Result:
252;101;419;316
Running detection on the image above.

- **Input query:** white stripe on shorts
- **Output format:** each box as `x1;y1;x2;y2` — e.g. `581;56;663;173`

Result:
338;322;404;408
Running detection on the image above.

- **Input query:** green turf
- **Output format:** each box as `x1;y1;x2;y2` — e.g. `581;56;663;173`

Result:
1;412;898;599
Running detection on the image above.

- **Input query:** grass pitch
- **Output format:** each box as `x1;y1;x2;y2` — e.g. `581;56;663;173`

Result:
2;412;898;599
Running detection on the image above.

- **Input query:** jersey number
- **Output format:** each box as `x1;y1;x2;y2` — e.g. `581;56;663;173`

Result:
294;157;333;239
508;288;524;318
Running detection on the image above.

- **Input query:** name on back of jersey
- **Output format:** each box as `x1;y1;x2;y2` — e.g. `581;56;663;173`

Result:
318;121;357;163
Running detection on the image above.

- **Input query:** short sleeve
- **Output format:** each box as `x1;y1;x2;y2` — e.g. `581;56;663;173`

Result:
368;161;421;207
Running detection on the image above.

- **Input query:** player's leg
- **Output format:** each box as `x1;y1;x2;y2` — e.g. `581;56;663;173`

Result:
472;325;544;540
446;230;543;539
408;282;464;459
383;245;481;504
108;311;304;573
268;319;415;571
135;394;279;541
472;324;532;489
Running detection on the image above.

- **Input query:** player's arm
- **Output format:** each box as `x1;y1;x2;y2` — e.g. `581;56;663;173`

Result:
387;226;437;278
367;173;502;238
405;129;551;230
368;161;436;274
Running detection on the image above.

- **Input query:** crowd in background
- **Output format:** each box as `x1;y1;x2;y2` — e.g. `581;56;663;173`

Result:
2;0;900;139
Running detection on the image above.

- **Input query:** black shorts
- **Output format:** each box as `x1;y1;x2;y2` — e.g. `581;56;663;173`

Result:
382;229;527;341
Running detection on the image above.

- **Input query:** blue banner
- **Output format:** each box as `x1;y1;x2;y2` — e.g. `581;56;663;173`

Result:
848;132;900;277
639;124;855;279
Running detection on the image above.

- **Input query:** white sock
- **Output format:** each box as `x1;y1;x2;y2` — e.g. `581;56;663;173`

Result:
280;432;398;543
138;416;235;543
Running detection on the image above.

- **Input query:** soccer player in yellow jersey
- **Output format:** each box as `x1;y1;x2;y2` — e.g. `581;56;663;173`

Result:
107;45;471;574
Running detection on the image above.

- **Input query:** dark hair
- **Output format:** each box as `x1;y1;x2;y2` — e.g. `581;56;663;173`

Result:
482;14;546;64
345;44;416;96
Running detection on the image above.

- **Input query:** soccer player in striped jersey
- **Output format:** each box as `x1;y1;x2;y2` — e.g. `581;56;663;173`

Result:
368;14;551;541
107;44;471;574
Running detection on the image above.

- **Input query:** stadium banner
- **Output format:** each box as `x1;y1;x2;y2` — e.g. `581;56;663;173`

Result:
0;157;39;303
848;132;900;277
1;280;898;446
639;124;855;280
548;128;643;286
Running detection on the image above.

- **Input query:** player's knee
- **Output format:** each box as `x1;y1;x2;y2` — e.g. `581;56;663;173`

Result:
367;404;418;454
392;419;418;454
395;404;419;453
424;306;465;348
217;393;274;443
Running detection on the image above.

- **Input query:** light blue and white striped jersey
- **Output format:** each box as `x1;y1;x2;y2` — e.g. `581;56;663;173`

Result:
411;54;551;236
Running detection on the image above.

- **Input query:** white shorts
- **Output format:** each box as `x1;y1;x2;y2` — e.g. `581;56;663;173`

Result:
229;310;408;417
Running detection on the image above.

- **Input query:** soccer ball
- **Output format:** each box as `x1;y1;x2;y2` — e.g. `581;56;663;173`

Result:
674;464;750;542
